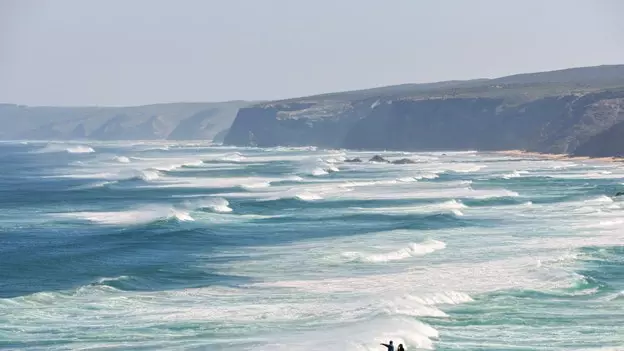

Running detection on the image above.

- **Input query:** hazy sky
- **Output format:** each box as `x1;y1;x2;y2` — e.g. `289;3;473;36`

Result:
1;0;623;106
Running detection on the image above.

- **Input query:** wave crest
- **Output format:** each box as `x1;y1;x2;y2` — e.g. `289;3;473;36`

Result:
113;156;131;163
35;143;95;154
57;206;194;226
341;239;446;263
184;197;233;213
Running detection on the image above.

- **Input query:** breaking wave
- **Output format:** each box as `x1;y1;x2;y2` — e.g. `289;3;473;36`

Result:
341;239;446;263
183;197;233;213
56;206;194;226
35;144;95;154
113;156;131;163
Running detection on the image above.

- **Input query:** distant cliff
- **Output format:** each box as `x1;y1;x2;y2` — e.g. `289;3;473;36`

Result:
225;65;624;157
225;101;375;148
0;101;250;141
167;104;242;140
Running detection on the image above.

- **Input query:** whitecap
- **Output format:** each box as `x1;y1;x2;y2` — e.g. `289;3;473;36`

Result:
502;170;529;179
414;173;440;180
184;198;233;213
311;167;328;176
131;169;160;182
382;296;449;317
73;180;118;190
57;205;193;226
341;239;446;263
452;209;464;216
240;181;272;190
66;145;95;154
604;290;624;301
352;200;467;215
113;156;131;163
34;143;95;154
220;152;246;162
405;291;474;305
94;275;130;285
295;192;323;201
584;195;614;204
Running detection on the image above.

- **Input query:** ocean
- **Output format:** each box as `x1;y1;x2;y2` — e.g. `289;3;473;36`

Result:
0;140;623;350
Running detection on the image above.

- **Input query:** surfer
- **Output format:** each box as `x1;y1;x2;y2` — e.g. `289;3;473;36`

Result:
380;340;394;351
397;344;405;351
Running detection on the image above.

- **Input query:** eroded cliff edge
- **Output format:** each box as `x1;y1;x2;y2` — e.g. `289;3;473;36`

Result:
225;65;624;156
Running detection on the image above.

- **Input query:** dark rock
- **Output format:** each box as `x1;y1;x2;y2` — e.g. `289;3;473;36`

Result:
344;157;363;163
574;120;624;157
391;158;416;164
369;155;389;163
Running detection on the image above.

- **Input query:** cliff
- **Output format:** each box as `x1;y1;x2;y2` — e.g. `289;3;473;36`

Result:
0;101;250;141
225;65;624;156
167;103;242;140
224;101;375;148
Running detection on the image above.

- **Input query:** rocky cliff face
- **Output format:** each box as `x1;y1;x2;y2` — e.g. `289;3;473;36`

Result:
343;91;624;154
225;65;624;156
225;100;376;148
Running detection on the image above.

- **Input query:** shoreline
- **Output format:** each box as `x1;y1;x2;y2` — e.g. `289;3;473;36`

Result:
496;150;624;163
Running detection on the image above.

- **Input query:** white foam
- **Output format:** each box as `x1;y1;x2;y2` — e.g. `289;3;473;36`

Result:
340;179;399;188
341;239;446;263
66;145;95;154
95;275;130;285
604;290;624;301
405;291;474;305
220;152;246;162
142;176;276;189
35;143;95;154
241;181;272;190
286;175;304;182
295;192;323;201
584;195;614;204
151;159;204;171
382;296;449;317
113;156;131;163
255;253;578;295
184;197;233;213
57;206;194;225
446;164;485;173
352;200;467;215
74;180;117;189
502;170;529;179
311;167;329;176
415;173;440;180
51;168;162;182
324;156;346;164
452;209;464;216
135;169;160;181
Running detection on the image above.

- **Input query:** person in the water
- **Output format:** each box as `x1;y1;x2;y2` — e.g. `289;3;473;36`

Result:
397;344;405;351
380;340;394;351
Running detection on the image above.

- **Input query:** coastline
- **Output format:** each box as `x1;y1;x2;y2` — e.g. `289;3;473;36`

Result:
496;150;624;163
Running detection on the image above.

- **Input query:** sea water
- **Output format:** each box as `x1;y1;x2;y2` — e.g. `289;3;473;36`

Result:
0;141;623;350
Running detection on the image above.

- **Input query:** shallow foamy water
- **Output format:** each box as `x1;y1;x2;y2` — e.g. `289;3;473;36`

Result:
1;141;623;350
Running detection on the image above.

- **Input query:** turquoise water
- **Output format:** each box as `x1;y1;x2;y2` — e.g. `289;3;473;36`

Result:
0;141;623;350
